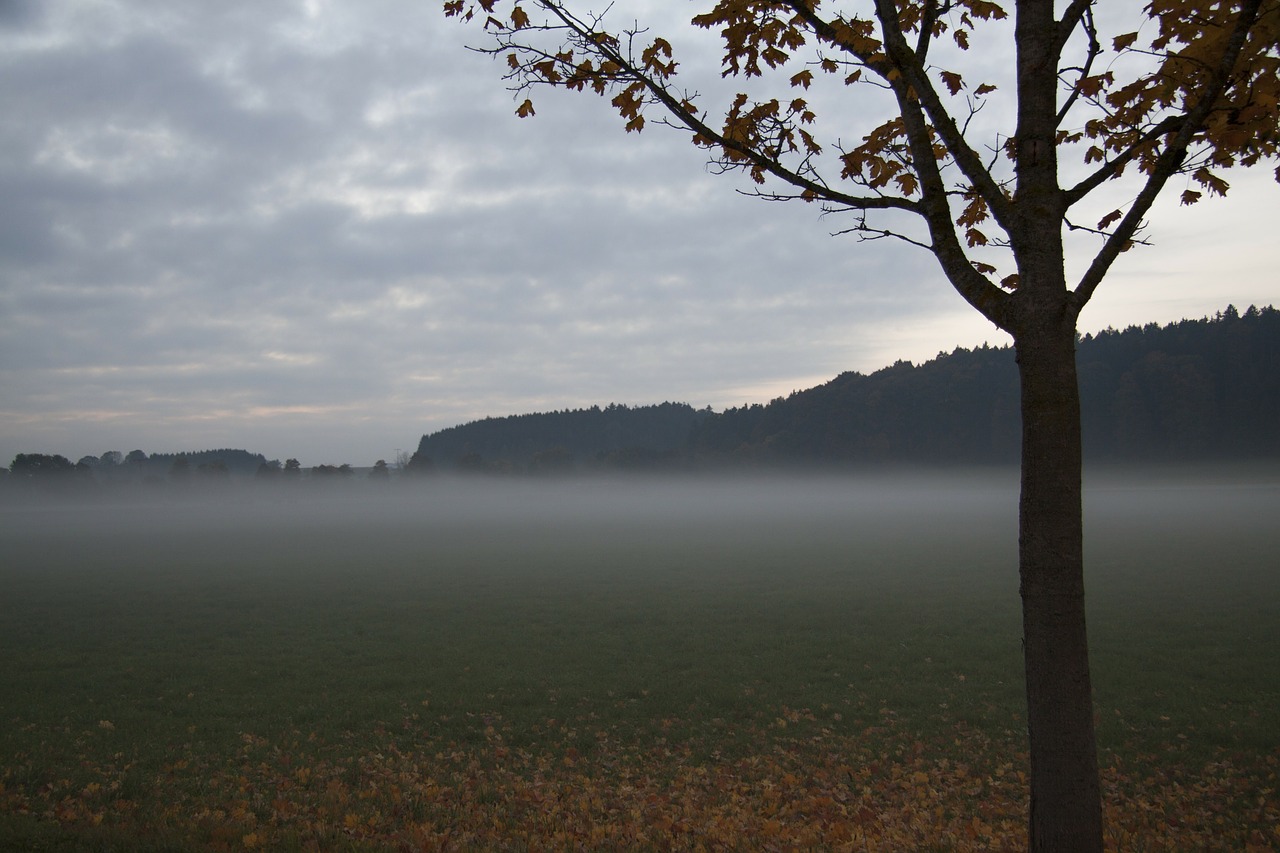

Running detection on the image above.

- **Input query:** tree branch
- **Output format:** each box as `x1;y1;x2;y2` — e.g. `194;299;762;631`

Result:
1055;0;1094;53
866;0;1017;232
1055;4;1099;128
915;0;944;63
1070;0;1265;314
458;0;1017;327
1064;216;1151;245
831;214;935;252
867;0;1013;328
508;2;926;216
776;0;1017;314
1062;116;1184;207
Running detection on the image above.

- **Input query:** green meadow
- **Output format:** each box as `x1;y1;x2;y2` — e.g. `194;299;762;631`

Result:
1;470;1277;850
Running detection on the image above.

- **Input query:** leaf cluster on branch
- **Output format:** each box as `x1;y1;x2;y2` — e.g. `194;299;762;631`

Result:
445;0;1279;333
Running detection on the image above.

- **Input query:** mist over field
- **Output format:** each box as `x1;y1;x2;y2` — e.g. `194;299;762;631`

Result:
3;471;1025;575
3;467;1276;607
2;467;1278;848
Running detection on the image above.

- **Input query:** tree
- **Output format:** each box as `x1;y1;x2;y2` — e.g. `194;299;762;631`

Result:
530;445;574;474
197;460;230;480
256;460;283;479
170;456;192;484
445;1;1280;848
9;452;76;479
91;451;122;484
404;450;435;475
124;449;148;480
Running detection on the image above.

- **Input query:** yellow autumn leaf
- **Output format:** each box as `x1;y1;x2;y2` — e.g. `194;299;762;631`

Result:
1113;31;1139;51
1097;209;1123;230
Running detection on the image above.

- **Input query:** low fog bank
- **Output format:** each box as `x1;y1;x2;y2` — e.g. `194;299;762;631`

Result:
0;468;1016;532
2;465;1277;552
1084;465;1280;542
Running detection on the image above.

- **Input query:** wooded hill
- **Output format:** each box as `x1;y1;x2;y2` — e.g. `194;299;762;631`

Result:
416;306;1280;471
414;401;712;473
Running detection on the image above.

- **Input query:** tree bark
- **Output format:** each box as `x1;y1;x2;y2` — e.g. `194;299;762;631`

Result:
1015;317;1103;851
1008;2;1103;845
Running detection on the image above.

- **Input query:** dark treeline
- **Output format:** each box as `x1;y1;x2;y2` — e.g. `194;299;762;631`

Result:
414;402;710;474
149;449;269;477
697;304;1280;465
416;305;1280;471
2;449;269;491
7;449;266;478
0;448;406;496
6;306;1278;490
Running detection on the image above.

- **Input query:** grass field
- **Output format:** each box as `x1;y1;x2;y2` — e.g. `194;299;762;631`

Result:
1;470;1277;850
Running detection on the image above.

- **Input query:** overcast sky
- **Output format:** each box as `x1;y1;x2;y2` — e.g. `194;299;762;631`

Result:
2;0;1277;466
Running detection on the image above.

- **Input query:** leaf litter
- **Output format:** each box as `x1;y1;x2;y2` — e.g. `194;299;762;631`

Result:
3;701;1276;851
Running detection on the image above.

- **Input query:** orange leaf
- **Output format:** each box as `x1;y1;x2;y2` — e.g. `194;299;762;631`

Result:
790;69;814;89
1193;167;1230;196
515;99;535;118
1112;31;1139;51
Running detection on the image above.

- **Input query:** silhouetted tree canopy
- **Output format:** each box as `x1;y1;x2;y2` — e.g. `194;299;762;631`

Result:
415;308;1280;470
416;402;711;471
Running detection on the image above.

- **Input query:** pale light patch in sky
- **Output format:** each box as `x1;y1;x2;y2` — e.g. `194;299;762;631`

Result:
262;350;322;367
35;121;206;183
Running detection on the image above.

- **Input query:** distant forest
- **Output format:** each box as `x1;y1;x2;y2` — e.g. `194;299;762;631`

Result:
415;305;1280;471
0;446;399;491
6;306;1278;489
413;402;712;474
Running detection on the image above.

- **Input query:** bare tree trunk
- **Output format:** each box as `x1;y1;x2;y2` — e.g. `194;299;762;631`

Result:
1015;319;1103;851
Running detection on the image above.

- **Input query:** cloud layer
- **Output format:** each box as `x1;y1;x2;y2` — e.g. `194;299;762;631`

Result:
2;1;1276;465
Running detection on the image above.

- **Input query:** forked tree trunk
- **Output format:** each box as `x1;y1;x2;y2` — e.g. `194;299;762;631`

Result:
1015;319;1103;851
